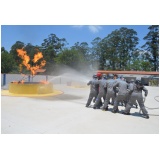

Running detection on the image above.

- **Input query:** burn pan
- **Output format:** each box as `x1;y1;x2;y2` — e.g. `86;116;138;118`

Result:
9;82;54;94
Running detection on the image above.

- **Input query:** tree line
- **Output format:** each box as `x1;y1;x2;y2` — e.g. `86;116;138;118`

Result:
1;25;159;74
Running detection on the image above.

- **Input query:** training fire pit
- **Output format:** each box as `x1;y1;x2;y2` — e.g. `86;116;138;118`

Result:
1;48;63;97
8;48;54;94
9;82;53;94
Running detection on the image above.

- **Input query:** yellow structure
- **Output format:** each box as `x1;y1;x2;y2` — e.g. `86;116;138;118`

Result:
9;82;53;94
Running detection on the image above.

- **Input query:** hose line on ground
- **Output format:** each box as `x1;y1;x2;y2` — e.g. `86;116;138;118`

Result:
139;96;159;116
154;96;159;102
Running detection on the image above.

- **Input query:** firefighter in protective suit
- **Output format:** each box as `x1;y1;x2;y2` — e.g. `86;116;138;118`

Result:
85;74;98;107
112;79;129;113
102;78;116;111
128;79;138;108
93;74;107;109
122;80;149;119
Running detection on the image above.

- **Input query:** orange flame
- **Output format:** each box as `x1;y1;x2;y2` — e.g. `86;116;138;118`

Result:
33;52;43;63
12;80;25;84
40;80;49;84
12;81;18;84
21;80;25;84
16;49;46;76
40;60;46;67
17;49;31;71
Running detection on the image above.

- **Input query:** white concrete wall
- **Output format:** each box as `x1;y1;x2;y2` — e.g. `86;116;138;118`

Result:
1;74;75;86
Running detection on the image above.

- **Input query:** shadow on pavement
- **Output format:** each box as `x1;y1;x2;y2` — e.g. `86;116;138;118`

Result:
130;112;143;118
28;93;83;101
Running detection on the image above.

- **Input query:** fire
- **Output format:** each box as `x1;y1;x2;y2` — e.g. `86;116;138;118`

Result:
12;80;25;84
33;52;43;63
21;80;25;84
40;60;46;67
40;80;49;84
16;48;46;76
12;81;18;84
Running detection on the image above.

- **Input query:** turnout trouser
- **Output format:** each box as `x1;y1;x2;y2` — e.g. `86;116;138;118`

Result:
103;91;116;109
124;93;148;115
113;94;127;111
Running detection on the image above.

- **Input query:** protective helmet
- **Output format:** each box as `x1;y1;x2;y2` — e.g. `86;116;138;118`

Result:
93;74;97;78
102;74;107;79
97;72;102;79
135;80;142;85
120;75;123;79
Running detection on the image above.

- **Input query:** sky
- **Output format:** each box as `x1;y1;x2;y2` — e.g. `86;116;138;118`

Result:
1;25;150;52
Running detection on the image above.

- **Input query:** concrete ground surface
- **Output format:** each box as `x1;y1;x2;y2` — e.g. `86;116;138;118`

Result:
1;84;159;134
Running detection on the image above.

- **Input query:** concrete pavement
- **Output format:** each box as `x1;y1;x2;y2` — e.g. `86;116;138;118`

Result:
1;84;159;134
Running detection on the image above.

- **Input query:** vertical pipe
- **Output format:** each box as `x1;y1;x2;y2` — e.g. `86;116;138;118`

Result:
3;74;6;86
46;75;48;81
28;75;30;82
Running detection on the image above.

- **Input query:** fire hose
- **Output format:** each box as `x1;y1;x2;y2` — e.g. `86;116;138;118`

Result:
139;96;159;116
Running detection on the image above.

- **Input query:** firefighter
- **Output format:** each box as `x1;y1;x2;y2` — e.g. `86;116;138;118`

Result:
93;74;107;109
97;72;102;80
128;79;138;108
122;80;149;119
85;74;99;107
102;78;117;111
112;79;129;113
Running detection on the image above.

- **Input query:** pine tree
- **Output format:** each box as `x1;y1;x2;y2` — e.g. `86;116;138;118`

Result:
142;25;159;71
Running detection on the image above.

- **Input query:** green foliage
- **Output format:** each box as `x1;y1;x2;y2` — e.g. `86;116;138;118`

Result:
1;48;16;73
142;25;159;71
140;61;153;71
40;34;68;73
130;59;152;71
149;79;159;86
71;42;90;61
10;41;25;66
1;26;159;74
91;27;139;70
55;49;86;71
24;43;40;59
41;33;67;62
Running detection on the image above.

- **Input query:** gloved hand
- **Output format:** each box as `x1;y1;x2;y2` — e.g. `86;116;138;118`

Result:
115;87;119;93
127;89;131;93
143;96;146;103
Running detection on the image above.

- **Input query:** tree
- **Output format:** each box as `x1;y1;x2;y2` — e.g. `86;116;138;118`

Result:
142;25;159;71
97;27;139;70
1;47;16;73
90;37;102;70
71;42;90;61
101;30;121;70
118;27;139;70
25;43;39;58
70;42;91;70
141;61;153;71
55;49;85;71
41;34;67;73
126;49;154;71
41;33;67;61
